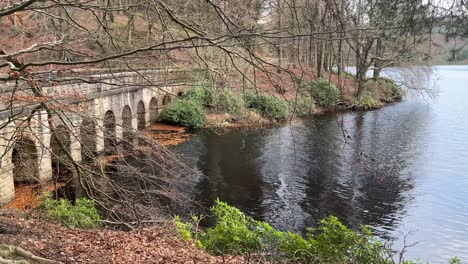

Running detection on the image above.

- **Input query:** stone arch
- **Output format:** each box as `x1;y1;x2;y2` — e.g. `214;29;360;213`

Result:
80;119;97;162
149;97;158;124
162;94;172;106
50;125;71;177
122;105;133;143
137;101;146;131
11;137;39;183
104;110;117;155
51;125;71;159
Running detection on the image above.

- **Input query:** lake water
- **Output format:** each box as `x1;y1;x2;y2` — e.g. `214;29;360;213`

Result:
172;66;468;263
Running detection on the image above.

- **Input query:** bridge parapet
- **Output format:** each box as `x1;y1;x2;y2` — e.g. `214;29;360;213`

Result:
0;69;205;116
0;68;203;205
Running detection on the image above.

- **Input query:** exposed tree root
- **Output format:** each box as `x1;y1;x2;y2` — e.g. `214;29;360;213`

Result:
0;244;60;264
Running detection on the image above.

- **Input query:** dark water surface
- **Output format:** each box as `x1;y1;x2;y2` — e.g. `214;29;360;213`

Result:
172;66;468;263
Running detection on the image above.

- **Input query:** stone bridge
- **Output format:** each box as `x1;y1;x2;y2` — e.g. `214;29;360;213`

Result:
0;69;200;204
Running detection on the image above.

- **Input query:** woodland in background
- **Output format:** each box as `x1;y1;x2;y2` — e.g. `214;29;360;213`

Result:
2;1;467;96
1;0;468;226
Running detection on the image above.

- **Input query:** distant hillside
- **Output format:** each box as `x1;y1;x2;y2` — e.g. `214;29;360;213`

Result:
428;34;468;65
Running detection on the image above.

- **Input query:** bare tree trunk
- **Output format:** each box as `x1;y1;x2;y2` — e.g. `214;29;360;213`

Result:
355;53;368;98
324;50;329;72
277;0;282;68
308;11;315;69
317;40;323;78
337;0;345;78
373;38;383;78
316;4;325;78
128;15;135;46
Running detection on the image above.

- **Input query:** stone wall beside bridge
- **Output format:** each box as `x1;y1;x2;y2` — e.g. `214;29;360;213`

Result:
0;69;201;204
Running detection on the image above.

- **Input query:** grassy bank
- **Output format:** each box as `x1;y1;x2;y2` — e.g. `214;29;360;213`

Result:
158;76;403;129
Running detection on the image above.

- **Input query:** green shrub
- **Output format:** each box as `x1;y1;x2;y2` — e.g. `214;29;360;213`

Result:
358;91;379;110
159;99;206;128
274;216;390;264
217;89;245;115
311;216;388;263
309;78;341;108
41;195;101;229
174;215;196;241
198;199;266;255
175;200;397;263
183;86;214;107
175;201;460;264
290;96;315;117
245;93;289;121
276;231;313;262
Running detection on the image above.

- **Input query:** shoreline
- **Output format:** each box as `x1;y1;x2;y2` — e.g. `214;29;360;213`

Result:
150;94;403;147
202;94;403;131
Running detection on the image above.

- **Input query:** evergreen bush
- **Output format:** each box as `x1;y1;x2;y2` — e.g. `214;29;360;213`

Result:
198;199;265;255
245;93;289;121
291;96;315;117
309;79;341;107
175;200;408;263
217;89;245;115
159;100;206;128
183;86;214;107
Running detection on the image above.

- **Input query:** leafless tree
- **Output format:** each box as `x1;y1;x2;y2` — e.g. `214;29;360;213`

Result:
0;0;447;227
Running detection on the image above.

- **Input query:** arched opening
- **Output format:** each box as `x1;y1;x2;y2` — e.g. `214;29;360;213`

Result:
137;101;146;131
50;125;72;180
104;110;117;155
162;95;172;106
81;119;97;162
177;92;184;97
149;98;158;124
11;137;39;183
122;105;133;149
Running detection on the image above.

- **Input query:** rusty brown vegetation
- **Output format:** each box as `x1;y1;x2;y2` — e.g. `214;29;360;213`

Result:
0;210;252;263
